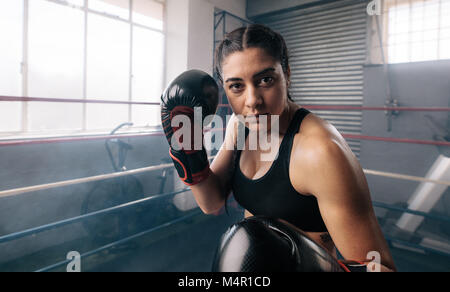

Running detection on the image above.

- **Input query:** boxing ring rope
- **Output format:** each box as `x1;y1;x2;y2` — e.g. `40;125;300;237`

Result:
0;95;161;106
0;98;448;185
1;96;450;267
383;234;450;258
0;183;447;271
0;154;447;260
0;158;447;230
34;209;203;272
0;132;161;147
363;169;450;186
1;95;450;112
1;96;449;147
0;188;190;244
0;147;448;200
31;211;448;271
1;131;449;148
371;201;450;223
0;151;446;232
2;134;450;149
0;97;448;209
342;134;450;147
0;161;173;198
303;105;450;112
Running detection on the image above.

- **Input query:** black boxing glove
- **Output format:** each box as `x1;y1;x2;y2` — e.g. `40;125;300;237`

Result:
161;70;219;186
212;216;344;272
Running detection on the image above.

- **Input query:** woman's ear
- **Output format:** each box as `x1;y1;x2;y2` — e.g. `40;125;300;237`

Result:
286;65;291;87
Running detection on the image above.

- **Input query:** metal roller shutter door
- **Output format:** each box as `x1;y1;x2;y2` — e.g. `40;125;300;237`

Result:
257;0;368;157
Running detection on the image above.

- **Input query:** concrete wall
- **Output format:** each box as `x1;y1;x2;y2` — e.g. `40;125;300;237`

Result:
361;60;450;228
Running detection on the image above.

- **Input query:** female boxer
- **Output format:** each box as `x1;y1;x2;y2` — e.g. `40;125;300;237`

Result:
161;24;396;272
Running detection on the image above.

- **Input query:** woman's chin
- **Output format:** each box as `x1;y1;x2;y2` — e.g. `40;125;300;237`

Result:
247;122;269;132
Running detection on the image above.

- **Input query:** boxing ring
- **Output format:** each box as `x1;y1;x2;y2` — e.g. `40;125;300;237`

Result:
0;95;449;271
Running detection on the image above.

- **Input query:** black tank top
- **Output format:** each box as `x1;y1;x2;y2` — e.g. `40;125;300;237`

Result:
231;108;328;232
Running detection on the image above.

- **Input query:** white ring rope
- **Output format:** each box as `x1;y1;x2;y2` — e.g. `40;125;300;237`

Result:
363;169;450;187
0;158;448;199
0;163;173;198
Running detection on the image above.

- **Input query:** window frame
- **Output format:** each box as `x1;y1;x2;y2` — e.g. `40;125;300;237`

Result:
0;0;166;139
383;0;448;64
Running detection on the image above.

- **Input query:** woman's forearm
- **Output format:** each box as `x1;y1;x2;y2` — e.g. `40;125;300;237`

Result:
190;171;228;214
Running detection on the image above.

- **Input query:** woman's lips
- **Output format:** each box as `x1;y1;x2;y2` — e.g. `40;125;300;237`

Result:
245;113;269;123
245;113;269;117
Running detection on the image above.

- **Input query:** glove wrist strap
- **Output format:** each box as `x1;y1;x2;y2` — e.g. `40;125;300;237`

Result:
169;147;211;186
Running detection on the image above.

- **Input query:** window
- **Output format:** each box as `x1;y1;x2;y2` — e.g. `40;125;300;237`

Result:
133;0;164;30
28;0;85;132
132;27;164;127
0;0;165;137
0;0;23;132
86;12;131;130
384;0;450;63
89;0;130;20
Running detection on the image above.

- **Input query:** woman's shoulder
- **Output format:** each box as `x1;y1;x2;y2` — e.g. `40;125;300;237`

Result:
289;111;355;194
296;111;344;146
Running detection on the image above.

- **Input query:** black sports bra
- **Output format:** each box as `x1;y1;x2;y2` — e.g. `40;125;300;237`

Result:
231;108;328;232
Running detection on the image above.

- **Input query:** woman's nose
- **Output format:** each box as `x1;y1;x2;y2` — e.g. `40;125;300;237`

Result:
244;86;263;110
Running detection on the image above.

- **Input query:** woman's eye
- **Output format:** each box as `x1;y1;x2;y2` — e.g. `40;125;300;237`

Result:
260;77;274;86
229;83;243;91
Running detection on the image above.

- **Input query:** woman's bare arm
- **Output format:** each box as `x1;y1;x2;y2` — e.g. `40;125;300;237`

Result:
291;120;396;271
190;114;239;214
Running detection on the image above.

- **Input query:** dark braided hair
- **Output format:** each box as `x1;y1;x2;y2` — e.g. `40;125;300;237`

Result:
214;24;292;101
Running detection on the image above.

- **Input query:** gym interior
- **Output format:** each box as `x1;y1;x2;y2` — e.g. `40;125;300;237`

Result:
0;0;449;272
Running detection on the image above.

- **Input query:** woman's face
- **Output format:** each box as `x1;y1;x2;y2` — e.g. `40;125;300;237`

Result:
221;47;290;131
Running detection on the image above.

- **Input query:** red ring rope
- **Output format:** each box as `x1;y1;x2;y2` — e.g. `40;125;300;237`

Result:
1;96;449;112
303;105;450;112
1;96;449;147
0;129;448;147
343;134;450;146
